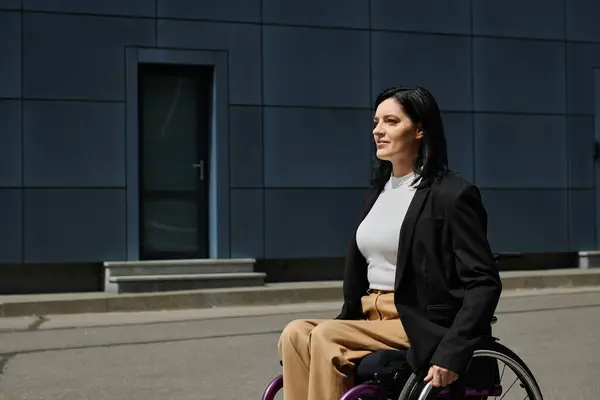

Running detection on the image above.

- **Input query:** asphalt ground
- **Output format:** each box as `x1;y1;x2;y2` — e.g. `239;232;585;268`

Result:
0;286;598;399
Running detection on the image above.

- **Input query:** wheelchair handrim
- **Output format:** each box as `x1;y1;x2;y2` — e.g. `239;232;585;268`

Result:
399;347;544;400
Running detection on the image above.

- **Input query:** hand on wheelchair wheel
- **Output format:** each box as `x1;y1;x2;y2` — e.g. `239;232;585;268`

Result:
424;365;458;388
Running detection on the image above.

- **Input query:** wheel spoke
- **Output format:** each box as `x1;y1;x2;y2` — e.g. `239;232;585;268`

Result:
496;363;507;400
499;377;519;400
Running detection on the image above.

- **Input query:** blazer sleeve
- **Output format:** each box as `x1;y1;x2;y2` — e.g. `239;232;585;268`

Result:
335;189;377;320
335;241;369;320
429;184;502;374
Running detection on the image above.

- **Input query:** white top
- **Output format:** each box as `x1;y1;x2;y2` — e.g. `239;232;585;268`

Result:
355;172;418;291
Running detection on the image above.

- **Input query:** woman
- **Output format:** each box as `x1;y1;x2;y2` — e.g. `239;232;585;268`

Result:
277;86;502;400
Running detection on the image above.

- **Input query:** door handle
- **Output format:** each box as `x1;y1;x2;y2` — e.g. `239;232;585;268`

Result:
192;161;205;181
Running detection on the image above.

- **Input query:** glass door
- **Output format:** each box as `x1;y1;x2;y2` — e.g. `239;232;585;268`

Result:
138;64;213;260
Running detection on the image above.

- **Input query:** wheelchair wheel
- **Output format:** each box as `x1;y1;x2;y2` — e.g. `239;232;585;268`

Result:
398;340;544;400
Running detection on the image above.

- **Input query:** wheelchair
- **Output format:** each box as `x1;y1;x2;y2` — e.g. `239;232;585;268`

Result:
262;316;544;400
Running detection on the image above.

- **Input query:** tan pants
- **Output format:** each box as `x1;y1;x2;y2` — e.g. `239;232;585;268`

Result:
277;292;411;400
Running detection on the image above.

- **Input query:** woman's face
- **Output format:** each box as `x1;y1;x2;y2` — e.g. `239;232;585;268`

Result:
372;97;423;165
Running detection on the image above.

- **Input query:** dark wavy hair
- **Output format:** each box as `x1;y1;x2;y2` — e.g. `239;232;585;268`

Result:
371;86;449;190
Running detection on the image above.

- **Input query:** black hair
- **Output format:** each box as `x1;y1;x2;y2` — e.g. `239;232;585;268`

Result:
371;86;449;190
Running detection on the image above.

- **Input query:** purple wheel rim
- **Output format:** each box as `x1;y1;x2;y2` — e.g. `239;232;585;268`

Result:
262;375;283;400
340;383;379;400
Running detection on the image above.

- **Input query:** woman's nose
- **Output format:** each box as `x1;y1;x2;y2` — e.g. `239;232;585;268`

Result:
373;126;384;136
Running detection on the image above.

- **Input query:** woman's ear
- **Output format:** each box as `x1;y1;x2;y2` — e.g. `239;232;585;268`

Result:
416;123;424;140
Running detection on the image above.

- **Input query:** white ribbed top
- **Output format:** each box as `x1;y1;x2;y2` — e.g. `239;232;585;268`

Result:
356;172;417;291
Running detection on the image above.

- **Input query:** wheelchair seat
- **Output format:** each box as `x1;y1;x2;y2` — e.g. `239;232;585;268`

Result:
355;349;410;383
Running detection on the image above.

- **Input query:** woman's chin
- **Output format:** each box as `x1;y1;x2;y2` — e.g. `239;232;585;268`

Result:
375;150;393;161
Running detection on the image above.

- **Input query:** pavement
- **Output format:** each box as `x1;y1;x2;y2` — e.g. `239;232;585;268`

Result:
1;268;600;317
0;286;598;399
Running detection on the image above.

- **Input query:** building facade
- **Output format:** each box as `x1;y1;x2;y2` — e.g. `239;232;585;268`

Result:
0;0;599;292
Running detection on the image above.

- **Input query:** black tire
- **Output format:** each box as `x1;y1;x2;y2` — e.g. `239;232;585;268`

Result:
398;340;544;400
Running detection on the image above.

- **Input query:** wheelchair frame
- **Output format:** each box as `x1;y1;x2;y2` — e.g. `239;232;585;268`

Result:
262;337;544;400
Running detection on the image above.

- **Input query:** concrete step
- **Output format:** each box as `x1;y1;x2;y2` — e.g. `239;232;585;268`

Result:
104;258;256;277
110;272;267;293
103;258;258;292
578;251;600;268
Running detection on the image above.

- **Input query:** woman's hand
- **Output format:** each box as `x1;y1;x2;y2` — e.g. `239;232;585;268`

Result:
424;365;458;387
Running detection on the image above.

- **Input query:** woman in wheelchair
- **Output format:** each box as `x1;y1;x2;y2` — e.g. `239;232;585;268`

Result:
276;86;504;400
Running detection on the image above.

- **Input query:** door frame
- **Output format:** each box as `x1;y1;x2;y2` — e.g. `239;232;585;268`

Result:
595;69;600;249
125;47;230;260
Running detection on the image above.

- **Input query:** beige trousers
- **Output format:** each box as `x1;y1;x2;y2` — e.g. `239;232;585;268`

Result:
277;292;411;400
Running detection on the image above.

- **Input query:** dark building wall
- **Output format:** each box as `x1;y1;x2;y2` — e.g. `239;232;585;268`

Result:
0;0;599;269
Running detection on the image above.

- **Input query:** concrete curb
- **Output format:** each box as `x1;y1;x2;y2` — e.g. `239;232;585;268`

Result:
1;268;599;317
499;268;600;290
0;282;343;317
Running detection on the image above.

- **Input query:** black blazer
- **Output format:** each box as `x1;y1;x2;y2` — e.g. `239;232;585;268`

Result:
336;171;502;376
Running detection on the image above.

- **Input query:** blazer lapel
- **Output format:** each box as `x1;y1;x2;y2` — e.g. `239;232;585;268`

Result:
394;186;431;291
